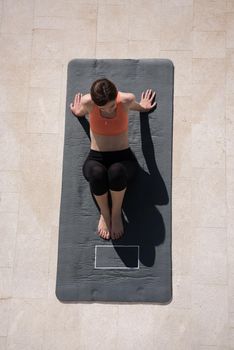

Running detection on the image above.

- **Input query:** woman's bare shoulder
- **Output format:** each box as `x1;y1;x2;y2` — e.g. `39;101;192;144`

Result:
119;92;135;105
81;93;94;112
81;93;92;103
82;91;134;110
82;92;133;101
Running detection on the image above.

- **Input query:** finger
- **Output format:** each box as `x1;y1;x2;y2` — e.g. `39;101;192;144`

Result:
141;91;145;99
75;92;80;100
150;91;156;101
145;89;150;98
147;89;152;98
77;93;82;104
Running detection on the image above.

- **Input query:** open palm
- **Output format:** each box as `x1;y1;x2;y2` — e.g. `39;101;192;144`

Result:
140;89;157;111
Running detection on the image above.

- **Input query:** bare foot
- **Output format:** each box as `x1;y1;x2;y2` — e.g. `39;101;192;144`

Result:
98;213;111;240
111;211;124;240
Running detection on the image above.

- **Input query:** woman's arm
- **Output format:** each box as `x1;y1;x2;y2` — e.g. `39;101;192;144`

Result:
128;90;157;112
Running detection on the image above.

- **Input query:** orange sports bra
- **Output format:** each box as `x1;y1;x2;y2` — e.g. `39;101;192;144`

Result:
89;91;128;136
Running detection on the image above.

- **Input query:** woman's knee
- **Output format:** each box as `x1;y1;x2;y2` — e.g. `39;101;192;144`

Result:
83;161;109;195
89;164;107;181
108;163;127;191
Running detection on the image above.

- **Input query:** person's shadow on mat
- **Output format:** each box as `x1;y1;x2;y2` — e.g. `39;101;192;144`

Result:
117;112;169;267
76;111;169;268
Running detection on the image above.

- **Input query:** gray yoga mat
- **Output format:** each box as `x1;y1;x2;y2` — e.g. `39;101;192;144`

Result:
56;58;174;303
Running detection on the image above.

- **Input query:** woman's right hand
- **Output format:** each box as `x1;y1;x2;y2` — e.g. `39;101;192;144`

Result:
70;93;83;116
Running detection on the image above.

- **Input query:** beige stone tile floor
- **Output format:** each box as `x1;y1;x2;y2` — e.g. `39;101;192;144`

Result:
0;0;233;349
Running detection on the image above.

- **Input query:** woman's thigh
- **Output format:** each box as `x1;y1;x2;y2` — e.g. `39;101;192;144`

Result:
82;148;140;184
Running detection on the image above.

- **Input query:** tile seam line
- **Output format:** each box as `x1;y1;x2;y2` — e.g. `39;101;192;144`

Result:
190;226;226;229
95;0;99;57
224;2;230;344
0;0;5;32
193;30;226;33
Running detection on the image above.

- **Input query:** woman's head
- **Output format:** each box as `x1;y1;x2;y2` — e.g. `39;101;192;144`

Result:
90;78;118;113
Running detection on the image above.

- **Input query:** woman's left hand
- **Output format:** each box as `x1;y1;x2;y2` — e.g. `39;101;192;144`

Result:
140;89;157;112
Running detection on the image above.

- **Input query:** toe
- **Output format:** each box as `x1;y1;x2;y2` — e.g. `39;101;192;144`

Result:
99;229;105;239
103;229;110;240
118;230;123;239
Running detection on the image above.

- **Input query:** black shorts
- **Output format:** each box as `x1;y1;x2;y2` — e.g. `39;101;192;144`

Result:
82;147;140;195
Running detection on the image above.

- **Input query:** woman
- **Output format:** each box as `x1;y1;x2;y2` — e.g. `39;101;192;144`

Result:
70;78;156;241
